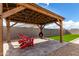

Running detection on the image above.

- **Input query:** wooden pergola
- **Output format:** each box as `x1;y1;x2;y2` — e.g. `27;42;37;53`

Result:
0;3;64;56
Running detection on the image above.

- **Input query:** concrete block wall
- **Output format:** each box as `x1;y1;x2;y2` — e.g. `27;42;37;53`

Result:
3;27;61;40
3;27;79;40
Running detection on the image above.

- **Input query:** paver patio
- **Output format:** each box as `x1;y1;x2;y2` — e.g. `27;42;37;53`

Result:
48;38;79;56
3;38;67;56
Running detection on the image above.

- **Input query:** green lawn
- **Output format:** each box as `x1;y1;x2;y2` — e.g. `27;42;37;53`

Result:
49;34;79;42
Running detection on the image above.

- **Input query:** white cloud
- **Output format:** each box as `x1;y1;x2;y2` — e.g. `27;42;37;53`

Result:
63;20;79;29
45;23;59;29
46;3;49;6
63;20;74;29
45;20;79;29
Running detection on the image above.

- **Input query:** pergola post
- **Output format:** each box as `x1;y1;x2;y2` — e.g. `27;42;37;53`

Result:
0;3;3;56
6;19;11;43
60;20;63;43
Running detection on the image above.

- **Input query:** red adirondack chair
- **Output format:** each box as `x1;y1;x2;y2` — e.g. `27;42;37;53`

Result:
17;34;34;49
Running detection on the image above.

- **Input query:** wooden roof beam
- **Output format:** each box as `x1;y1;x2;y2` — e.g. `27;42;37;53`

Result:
10;22;18;27
55;22;61;26
2;6;26;18
18;3;64;20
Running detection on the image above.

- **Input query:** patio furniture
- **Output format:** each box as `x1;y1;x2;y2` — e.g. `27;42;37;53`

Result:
17;34;34;49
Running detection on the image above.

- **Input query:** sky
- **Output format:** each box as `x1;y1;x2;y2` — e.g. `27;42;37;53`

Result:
3;3;79;29
37;3;79;29
38;3;79;22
